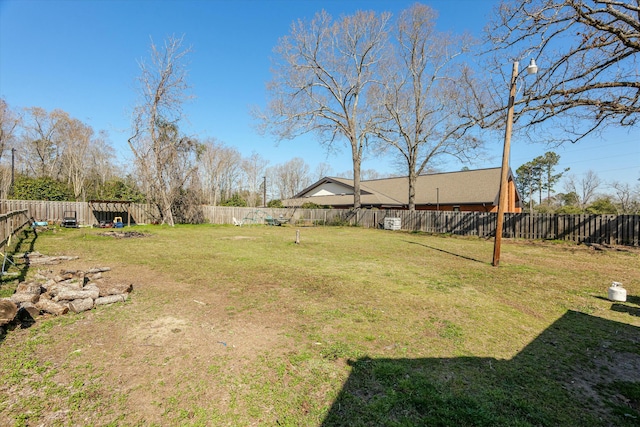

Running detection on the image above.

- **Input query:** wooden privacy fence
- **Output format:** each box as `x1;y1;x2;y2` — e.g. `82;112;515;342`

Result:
377;210;639;246
198;205;349;226
199;207;639;246
0;200;159;226
0;210;30;250
2;201;638;246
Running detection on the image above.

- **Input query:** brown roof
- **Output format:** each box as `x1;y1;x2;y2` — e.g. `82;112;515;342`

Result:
284;167;514;207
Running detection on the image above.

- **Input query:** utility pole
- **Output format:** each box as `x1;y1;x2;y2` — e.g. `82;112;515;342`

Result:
263;176;267;207
492;59;538;266
10;148;15;196
492;62;518;267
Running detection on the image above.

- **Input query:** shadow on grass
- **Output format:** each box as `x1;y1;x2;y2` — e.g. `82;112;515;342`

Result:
1;308;37;345
593;295;640;311
1;227;38;286
611;303;640;317
322;311;640;427
1;227;39;345
627;295;640;306
407;240;486;264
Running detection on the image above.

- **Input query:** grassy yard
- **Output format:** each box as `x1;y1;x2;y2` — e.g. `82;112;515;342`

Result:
1;224;639;426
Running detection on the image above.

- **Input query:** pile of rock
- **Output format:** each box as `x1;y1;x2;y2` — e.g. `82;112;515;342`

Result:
0;267;133;326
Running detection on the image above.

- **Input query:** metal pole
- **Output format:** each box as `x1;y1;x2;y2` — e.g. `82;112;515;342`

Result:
436;187;439;211
493;61;519;267
10;148;15;195
263;176;267;207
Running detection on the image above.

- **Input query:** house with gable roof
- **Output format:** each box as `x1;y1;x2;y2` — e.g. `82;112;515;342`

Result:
282;167;522;213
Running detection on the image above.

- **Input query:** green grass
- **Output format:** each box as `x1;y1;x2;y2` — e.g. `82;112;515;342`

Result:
0;224;639;426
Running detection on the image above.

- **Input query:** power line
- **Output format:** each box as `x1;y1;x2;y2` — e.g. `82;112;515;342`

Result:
510;138;639;164
559;152;640;166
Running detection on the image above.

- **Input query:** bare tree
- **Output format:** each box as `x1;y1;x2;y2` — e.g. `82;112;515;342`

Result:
270;157;311;200
197;138;243;205
482;0;640;142
360;169;385;180
241;152;269;207
373;4;481;210
21;107;68;179
59;117;95;201
0;98;20;164
0;99;20;197
217;149;243;203
314;162;333;180
128;35;197;226
564;170;601;209
87;133;116;189
257;10;392;209
609;180;640;214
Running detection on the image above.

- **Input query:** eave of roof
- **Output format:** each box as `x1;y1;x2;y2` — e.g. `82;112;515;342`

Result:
290;167;517;206
292;177;355;199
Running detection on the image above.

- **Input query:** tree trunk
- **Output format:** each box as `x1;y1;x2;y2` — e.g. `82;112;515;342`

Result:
54;287;99;302
35;298;69;316
0;299;18;325
10;293;40;304
69;297;94;313
351;137;362;210
18;302;40;319
408;166;417;211
93;281;133;297
162;193;175;226
86;267;111;274
95;294;128;306
16;283;42;294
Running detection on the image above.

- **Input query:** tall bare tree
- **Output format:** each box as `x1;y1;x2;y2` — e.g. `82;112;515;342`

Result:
197;138;243;205
482;0;640;142
0;98;20;164
270;157;311;200
564;170;602;209
609;180;640;214
0;99;20;197
21;107;68;179
241;152;269;207
128;35;197;226
87;134;116;190
313;162;333;180
59;117;95;201
257;10;392;209
361;169;386;180
373;4;480;210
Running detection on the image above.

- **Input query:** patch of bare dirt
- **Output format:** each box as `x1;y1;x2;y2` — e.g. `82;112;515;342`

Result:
0;248;299;425
220;235;258;240
98;231;150;238
13;259;296;424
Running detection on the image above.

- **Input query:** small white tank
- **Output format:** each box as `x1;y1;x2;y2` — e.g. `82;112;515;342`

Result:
608;282;627;302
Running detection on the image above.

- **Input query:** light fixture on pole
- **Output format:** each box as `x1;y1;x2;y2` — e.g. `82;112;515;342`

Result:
492;59;538;267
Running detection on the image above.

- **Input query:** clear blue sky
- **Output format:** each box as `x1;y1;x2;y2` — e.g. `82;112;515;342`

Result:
1;0;638;187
